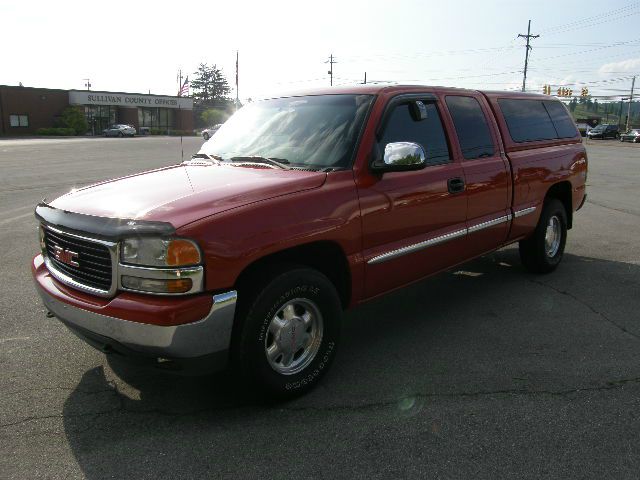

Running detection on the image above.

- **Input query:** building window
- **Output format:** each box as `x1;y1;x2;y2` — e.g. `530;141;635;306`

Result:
9;115;29;127
138;107;176;130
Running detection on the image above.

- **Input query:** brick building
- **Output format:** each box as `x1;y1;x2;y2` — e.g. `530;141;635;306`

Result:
0;85;194;136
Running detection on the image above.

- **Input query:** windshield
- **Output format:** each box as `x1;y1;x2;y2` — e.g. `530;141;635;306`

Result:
199;94;373;169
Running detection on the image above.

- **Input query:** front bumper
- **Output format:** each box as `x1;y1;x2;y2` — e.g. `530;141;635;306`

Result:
33;254;237;370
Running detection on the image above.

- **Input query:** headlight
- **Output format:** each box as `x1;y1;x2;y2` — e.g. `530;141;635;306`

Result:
121;238;201;267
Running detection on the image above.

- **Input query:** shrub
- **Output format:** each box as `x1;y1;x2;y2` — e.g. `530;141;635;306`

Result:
61;106;88;135
169;130;196;136
36;127;76;136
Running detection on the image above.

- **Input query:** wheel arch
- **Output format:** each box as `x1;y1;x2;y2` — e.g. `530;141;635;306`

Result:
544;181;573;229
234;240;352;309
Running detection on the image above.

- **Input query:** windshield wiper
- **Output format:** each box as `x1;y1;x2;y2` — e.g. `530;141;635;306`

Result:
229;156;290;170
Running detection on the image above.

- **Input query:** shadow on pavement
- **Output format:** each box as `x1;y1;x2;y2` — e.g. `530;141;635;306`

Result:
61;248;640;478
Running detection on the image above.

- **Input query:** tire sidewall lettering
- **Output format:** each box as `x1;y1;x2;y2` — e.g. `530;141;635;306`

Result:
284;341;335;391
257;285;321;342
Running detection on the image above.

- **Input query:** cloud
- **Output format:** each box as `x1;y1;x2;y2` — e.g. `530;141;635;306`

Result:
598;58;640;75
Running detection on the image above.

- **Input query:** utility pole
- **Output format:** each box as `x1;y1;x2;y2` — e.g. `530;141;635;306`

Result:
177;69;183;95
618;98;627;129
235;50;239;112
325;54;336;86
83;78;91;91
626;76;636;132
518;20;539;92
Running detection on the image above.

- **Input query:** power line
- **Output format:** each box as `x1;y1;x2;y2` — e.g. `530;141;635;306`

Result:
539;2;640;34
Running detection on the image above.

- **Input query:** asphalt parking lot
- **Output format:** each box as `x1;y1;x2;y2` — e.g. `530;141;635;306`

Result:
1;136;639;479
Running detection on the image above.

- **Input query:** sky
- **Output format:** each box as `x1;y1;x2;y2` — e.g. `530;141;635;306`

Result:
1;0;639;101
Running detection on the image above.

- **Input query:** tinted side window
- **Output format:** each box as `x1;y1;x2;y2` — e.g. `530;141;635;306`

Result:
544;101;578;139
498;99;557;143
380;102;450;165
445;95;495;159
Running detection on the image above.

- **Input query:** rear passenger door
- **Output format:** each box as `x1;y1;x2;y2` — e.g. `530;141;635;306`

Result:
444;94;511;259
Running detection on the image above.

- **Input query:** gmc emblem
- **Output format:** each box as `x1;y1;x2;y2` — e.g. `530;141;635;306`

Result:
52;245;79;267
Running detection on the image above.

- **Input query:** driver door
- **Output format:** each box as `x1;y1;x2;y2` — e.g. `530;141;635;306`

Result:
357;96;467;299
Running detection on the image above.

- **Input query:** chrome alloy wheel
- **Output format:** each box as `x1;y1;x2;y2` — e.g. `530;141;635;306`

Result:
545;215;561;258
264;298;324;375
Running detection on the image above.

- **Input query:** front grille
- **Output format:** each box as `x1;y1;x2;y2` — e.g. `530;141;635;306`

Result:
43;228;113;292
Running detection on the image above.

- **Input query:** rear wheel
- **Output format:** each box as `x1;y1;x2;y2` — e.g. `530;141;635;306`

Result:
203;133;210;140
233;267;342;399
519;199;568;274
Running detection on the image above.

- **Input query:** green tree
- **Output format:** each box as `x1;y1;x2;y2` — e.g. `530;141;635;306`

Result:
61;106;88;135
569;97;578;112
191;63;231;107
201;108;229;127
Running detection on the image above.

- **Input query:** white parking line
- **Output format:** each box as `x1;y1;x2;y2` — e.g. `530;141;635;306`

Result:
0;212;34;226
0;336;32;344
0;205;32;217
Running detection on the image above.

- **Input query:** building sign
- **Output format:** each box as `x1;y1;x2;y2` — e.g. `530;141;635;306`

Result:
69;91;193;109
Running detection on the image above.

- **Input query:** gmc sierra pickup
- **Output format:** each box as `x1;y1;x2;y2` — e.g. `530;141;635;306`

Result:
32;85;587;397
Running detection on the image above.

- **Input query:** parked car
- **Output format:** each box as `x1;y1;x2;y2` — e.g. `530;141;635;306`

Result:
103;124;136;137
587;123;618;139
575;122;591;137
619;128;640;143
32;86;587;399
202;124;222;140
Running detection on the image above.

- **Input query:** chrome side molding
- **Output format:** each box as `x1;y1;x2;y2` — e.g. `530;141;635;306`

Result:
367;207;538;265
467;215;512;233
368;229;467;265
513;206;537;218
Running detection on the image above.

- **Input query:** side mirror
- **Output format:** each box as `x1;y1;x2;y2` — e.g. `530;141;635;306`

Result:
371;142;426;173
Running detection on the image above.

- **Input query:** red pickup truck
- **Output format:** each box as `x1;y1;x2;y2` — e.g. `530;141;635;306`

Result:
33;85;587;397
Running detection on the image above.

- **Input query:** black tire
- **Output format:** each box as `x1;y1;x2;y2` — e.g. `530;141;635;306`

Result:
519;199;568;274
203;133;210;140
233;267;342;399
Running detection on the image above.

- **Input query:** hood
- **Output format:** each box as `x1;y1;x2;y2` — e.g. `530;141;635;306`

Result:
49;163;327;228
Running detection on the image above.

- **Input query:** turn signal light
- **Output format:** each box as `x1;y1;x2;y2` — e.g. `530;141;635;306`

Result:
167;239;201;266
121;276;193;294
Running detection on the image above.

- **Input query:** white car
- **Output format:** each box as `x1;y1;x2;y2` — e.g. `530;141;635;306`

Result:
103;124;136;137
202;124;222;140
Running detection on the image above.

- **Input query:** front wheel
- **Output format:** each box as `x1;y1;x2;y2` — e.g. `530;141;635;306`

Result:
233;267;342;399
203;133;210;140
519;199;568;274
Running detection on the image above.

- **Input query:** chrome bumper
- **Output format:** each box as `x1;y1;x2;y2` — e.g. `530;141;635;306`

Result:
36;286;238;359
